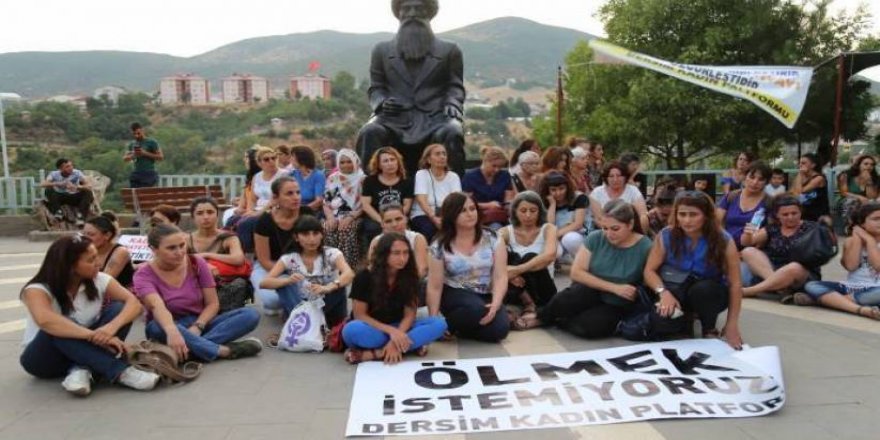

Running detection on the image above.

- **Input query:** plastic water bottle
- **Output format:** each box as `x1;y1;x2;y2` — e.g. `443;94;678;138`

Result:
750;208;765;226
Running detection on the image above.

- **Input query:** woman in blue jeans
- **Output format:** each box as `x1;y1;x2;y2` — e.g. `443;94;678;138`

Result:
343;233;446;364
134;224;263;362
20;235;160;396
426;192;510;342
799;202;880;319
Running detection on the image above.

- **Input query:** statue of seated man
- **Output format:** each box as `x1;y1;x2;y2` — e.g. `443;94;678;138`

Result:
356;0;466;176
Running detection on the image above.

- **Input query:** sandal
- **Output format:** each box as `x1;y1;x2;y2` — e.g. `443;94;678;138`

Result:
512;313;542;331
267;333;280;348
345;348;381;364
415;346;429;357
793;292;816;306
857;306;880;320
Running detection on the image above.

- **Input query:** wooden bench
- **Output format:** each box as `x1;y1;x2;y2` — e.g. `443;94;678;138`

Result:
121;185;230;226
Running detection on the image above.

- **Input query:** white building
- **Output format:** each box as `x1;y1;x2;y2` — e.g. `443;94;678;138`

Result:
92;86;128;104
290;74;331;100
45;95;88;112
221;74;269;104
159;74;210;105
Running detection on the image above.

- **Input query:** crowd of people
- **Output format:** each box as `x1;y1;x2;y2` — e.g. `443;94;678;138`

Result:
20;135;880;397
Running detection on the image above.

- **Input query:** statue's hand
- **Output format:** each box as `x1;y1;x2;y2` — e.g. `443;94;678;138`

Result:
445;105;463;120
381;98;404;115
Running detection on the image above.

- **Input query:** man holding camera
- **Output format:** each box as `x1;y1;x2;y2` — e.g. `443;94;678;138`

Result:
124;122;163;188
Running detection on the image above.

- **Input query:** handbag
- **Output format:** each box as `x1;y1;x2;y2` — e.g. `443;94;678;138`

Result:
325;318;350;352
127;340;202;383
789;223;837;269
659;263;696;295
207;259;253;278
216;277;254;312
277;296;327;352
480;205;509;225
617;286;687;341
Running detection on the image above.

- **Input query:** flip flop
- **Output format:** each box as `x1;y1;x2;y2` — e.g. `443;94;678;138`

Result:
512;313;541;331
793;292;816;306
415;346;429;357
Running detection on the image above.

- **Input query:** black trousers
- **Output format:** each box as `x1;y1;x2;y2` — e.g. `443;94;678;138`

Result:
506;252;557;307
672;279;730;331
537;283;631;339
44;188;93;218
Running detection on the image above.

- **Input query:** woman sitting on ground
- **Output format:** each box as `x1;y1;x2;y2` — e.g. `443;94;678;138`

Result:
510;139;541;173
792;153;831;225
740;195;824;299
20;235;160;395
500;191;558;318
82;212;134;287
646;186;677;238
589;161;649;233
644;191;744;349
511;151;540;192
411;144;462;241
619;152;647;197
260;215;354;326
289;145;326;213
188;197;247;275
426;192;510;342
223;147;260;227
463;146;515;230
837;154;879;227
236;146;287;251
721;151;754;194
585;142;605;191
251;177;310;315
322;148;365;266
516;200;651;337
343;233;448;364
541;171;588;260
134;224;262;362
569;147;590;194
716;161;771;249
368;203;429;279
798;202;880;319
361;147;414;246
540;146;572;176
148;204;181;228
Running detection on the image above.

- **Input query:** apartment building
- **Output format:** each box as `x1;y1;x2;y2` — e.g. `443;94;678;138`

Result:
159;74;210;105
221;74;269;104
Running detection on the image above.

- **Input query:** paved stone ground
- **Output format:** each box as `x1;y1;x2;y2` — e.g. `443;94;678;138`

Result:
0;237;878;440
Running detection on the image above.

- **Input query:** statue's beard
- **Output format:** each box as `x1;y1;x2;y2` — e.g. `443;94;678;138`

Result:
397;19;435;61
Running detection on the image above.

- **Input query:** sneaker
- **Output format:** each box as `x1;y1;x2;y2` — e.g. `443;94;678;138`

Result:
227;337;263;360
118;367;160;391
61;366;92;396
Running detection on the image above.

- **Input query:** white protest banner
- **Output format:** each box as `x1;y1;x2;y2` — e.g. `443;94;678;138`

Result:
588;40;813;129
346;339;784;437
117;235;152;262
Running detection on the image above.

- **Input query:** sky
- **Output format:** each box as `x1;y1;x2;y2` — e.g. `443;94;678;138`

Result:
2;0;879;78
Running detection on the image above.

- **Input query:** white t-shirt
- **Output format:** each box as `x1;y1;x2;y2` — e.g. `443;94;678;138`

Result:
764;184;786;197
846;243;880;288
590;184;644;209
411;169;462;218
252;170;286;210
279;247;344;293
21;272;112;346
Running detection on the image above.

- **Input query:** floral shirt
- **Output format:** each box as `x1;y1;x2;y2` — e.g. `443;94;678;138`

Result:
429;233;498;294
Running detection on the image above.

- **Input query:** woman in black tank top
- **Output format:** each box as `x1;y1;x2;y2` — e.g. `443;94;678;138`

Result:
83;213;135;287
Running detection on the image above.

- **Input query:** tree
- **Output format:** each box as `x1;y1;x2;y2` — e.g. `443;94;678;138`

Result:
535;0;876;168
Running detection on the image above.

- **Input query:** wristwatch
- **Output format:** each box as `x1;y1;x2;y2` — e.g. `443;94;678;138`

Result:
654;286;666;295
193;322;206;331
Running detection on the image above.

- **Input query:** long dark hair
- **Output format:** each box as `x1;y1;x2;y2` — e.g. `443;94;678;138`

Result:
435;192;484;252
669;192;728;272
23;235;98;315
85;212;118;238
849;201;880;235
846;154;880;184
245;147;261;186
370;233;419;311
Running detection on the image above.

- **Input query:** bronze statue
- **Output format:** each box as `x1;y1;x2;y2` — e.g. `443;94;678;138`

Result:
356;0;466;176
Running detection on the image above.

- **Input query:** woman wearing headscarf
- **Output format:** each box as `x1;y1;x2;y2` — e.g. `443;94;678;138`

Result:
323;148;366;266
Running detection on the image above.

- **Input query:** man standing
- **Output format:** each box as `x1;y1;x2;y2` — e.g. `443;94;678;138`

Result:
40;158;93;220
355;0;466;176
124;122;163;188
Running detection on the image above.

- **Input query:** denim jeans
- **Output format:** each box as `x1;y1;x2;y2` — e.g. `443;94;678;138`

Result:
251;263;281;313
20;301;131;381
804;281;880;306
236;216;260;254
144;308;260;361
342;317;447;351
440;286;509;342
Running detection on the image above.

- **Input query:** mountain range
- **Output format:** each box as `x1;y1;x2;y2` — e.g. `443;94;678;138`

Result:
0;17;595;98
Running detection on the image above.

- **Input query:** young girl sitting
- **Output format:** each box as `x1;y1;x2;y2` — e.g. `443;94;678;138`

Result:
343;233;447;364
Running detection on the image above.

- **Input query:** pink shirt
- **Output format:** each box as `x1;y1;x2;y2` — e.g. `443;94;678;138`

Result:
133;256;216;319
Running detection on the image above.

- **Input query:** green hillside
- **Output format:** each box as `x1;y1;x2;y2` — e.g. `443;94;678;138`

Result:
0;17;594;97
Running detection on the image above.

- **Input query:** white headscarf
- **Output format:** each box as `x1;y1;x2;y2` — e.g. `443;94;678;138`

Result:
325;148;365;216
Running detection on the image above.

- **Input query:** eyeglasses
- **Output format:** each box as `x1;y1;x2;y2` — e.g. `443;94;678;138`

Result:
261;156;277;162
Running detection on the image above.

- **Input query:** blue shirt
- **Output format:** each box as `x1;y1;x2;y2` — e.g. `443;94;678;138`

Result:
290;168;326;206
660;227;731;281
718;192;765;249
461;168;511;204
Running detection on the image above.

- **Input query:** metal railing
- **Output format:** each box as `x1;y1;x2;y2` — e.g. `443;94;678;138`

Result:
0;177;38;213
159;174;247;201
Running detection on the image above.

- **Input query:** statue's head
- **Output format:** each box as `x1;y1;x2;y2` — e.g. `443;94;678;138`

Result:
392;0;438;60
392;0;438;23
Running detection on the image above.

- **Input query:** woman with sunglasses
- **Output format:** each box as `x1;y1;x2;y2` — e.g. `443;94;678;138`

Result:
236;146;287;251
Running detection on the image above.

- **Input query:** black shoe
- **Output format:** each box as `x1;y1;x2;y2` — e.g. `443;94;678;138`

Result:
227;337;263;359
